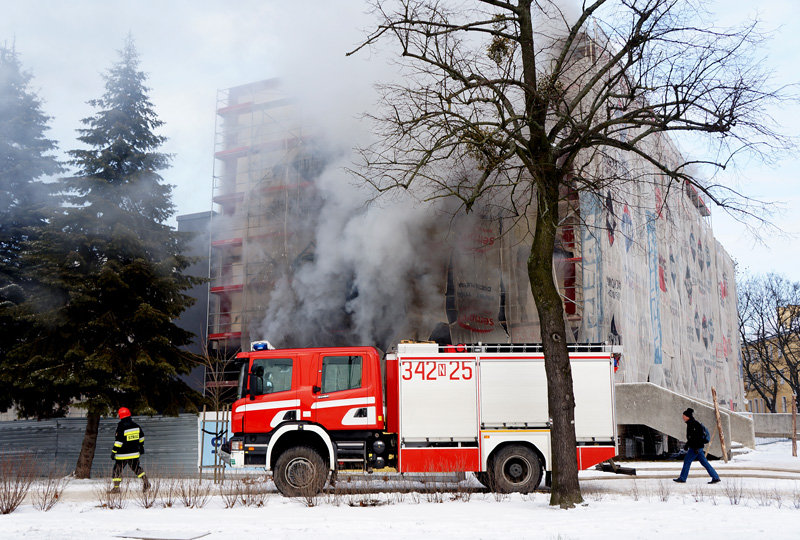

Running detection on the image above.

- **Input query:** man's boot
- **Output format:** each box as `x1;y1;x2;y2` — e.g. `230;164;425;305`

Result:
142;475;151;492
109;483;121;494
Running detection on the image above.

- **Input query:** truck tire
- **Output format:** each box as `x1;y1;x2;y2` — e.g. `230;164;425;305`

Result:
473;472;491;488
489;445;542;493
273;446;328;497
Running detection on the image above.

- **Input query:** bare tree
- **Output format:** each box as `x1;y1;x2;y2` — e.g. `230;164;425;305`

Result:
349;0;789;507
195;341;240;413
195;342;239;482
739;274;800;413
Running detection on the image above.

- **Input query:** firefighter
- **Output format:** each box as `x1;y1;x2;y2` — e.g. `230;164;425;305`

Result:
110;407;151;493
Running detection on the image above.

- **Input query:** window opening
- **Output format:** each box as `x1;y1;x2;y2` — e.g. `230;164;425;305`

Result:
251;357;293;395
321;356;362;393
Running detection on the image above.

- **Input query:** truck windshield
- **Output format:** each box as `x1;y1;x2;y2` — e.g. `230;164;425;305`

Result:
251;358;293;395
237;363;247;400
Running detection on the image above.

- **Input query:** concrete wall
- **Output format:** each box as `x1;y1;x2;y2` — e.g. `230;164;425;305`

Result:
751;413;800;437
616;382;755;458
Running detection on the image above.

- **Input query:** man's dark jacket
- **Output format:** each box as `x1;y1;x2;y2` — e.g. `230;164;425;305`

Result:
685;417;707;450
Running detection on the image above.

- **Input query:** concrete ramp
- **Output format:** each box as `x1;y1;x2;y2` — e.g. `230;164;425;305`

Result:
615;383;755;459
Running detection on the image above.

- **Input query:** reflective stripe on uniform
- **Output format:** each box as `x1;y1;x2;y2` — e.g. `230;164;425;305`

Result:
123;428;140;441
113;441;123;447
137;472;146;478
112;478;122;482
114;452;140;460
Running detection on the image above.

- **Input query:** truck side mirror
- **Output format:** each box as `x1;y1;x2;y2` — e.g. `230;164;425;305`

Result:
312;385;321;394
248;366;264;400
248;372;258;400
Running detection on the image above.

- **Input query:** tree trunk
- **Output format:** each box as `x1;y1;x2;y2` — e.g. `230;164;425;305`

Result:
514;0;581;507
74;411;101;479
792;394;797;458
528;176;582;508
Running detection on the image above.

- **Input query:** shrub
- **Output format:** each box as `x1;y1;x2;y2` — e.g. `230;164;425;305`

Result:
177;479;212;509
95;482;128;510
656;480;671;503
134;476;160;509
32;469;70;512
723;479;745;505
0;455;35;514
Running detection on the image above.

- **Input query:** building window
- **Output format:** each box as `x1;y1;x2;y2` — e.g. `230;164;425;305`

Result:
783;396;788;413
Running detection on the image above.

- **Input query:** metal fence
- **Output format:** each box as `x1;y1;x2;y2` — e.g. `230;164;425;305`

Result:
0;414;199;477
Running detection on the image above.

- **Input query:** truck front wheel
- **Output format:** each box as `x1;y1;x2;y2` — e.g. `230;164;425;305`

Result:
490;445;542;493
473;472;491;488
273;446;328;497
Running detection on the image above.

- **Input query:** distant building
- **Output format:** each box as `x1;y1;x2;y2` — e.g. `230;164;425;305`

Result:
743;305;799;414
175;210;214;393
206;79;323;358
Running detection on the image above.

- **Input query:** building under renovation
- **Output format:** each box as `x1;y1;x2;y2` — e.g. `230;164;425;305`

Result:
207;79;323;358
206;78;747;454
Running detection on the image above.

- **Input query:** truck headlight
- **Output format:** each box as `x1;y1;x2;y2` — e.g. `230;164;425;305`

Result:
231;440;243;451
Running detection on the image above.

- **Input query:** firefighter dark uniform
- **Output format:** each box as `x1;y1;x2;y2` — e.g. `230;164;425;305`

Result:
110;407;150;492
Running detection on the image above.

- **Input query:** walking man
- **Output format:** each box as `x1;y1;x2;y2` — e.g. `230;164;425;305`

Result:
110;407;151;493
673;408;721;484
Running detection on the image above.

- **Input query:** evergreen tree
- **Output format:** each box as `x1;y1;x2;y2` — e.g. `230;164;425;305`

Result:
0;44;62;411
5;37;201;477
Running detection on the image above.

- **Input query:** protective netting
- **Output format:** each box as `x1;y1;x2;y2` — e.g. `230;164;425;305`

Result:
445;169;743;410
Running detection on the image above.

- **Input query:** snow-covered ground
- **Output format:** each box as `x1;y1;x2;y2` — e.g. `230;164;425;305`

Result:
3;439;800;540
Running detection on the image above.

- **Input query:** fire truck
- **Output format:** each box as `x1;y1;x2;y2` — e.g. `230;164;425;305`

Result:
220;342;619;496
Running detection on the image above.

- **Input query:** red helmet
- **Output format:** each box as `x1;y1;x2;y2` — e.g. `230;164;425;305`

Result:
118;407;131;419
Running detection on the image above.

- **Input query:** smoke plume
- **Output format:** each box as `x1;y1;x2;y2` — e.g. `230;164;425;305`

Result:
256;154;454;350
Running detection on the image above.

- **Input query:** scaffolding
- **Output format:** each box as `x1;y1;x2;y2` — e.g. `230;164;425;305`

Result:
206;79;323;387
557;183;585;340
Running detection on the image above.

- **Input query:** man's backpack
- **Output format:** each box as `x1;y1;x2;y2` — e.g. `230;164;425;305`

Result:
701;423;711;445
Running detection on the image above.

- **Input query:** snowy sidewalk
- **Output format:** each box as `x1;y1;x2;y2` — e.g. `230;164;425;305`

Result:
3;440;799;540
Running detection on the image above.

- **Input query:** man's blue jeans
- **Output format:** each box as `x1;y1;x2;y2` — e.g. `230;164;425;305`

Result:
678;447;720;481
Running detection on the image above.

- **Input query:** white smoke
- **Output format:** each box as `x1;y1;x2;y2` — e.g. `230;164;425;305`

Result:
257;157;453;349
250;0;590;349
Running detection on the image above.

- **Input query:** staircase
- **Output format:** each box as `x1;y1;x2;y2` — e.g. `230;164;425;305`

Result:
615;382;755;459
729;441;750;458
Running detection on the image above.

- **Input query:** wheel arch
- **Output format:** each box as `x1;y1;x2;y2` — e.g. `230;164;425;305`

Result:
486;440;546;473
266;424;334;471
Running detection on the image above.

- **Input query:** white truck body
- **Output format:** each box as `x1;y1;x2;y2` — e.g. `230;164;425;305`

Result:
393;342;618;474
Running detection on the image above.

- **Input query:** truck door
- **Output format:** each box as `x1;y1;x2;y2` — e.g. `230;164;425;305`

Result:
311;352;379;430
397;354;480;472
242;354;299;434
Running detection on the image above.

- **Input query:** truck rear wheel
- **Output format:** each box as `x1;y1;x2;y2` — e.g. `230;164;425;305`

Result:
490;445;542;493
273;446;328;497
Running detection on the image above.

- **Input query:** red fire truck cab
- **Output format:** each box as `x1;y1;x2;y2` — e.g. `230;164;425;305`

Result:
221;342;618;496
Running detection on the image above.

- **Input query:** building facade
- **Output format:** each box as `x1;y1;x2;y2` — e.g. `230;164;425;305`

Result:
207;79;323;359
742;305;800;414
205;78;744;410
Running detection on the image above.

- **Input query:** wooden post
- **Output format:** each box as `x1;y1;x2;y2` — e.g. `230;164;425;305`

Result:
711;387;729;463
200;404;207;479
221;403;230;483
792;393;797;458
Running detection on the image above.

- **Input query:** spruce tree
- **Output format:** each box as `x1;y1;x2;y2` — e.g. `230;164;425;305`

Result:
0;45;62;411
6;37;201;477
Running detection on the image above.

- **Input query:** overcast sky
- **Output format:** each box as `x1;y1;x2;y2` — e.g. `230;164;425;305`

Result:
2;0;798;280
